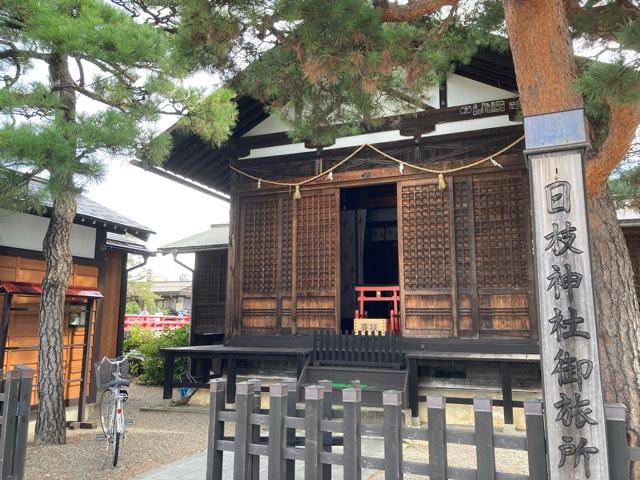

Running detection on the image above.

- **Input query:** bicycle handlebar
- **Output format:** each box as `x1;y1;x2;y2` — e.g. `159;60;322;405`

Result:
101;351;143;365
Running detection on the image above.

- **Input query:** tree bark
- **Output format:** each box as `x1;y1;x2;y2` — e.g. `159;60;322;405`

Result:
34;53;77;445
503;2;640;476
34;190;76;445
588;187;640;478
502;0;581;115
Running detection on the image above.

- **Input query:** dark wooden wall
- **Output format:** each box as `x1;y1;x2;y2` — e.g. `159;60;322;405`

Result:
229;129;535;339
192;249;228;335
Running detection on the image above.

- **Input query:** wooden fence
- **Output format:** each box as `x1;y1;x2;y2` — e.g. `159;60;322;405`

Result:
206;379;639;480
312;331;404;368
0;367;33;480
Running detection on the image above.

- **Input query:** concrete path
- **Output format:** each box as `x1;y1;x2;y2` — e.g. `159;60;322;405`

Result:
136;439;386;480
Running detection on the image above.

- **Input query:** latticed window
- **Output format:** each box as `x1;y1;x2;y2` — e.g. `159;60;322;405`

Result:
473;173;528;289
241;197;279;293
296;193;338;292
400;182;451;291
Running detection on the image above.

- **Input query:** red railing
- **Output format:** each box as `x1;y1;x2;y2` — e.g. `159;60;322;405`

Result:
124;314;191;332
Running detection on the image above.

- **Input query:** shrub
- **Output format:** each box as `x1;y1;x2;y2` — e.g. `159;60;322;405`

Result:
123;326;190;385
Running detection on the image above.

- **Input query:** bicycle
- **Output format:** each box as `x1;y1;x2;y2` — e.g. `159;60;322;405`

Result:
95;351;141;467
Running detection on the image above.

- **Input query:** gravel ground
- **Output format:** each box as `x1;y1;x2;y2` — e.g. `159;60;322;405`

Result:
24;384;208;480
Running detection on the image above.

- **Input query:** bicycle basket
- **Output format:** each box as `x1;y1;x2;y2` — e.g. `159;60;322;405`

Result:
95;357;129;390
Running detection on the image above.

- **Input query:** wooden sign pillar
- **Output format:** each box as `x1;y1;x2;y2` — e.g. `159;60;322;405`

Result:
525;109;609;479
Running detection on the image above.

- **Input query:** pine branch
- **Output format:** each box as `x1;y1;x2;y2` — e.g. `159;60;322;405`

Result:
0;46;50;63
68;82;125;111
565;0;640;44
587;101;640;195
74;54;136;84
377;0;459;22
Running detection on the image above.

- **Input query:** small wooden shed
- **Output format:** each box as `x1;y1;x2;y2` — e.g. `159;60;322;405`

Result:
0;182;153;407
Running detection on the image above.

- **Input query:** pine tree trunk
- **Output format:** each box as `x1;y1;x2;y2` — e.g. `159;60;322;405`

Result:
588;187;640;478
34;53;78;445
34;190;76;445
503;1;640;474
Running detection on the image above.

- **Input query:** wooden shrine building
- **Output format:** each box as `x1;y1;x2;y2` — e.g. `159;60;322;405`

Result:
148;49;534;345
142;48;638;422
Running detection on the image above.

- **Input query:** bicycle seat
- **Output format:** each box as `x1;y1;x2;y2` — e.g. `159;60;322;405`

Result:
106;379;130;388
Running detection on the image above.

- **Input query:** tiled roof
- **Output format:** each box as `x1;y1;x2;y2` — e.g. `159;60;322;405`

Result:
158;224;229;253
106;232;154;255
31;177;154;240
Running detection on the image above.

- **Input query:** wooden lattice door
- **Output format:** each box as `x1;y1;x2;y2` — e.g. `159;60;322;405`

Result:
238;194;292;332
398;171;535;339
292;188;340;331
398;178;455;336
471;171;532;337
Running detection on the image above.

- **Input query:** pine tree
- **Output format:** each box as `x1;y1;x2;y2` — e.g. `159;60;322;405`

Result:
0;0;237;444
132;0;640;473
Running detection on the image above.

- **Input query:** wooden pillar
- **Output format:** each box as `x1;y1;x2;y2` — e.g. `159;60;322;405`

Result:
291;195;298;335
0;293;12;371
77;297;94;423
225;170;241;341
525;109;609;478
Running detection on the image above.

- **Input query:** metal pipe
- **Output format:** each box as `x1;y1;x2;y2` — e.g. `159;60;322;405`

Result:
171;251;195;273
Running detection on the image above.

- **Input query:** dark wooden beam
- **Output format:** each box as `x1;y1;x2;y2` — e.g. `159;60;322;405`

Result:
398;97;520;136
0;293;12;370
130;160;231;201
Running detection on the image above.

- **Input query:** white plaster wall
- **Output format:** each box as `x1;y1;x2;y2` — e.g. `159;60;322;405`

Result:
446;73;515;107
243;114;290;136
243;87;440;138
0;209;97;259
240;115;520;160
238;73;518;160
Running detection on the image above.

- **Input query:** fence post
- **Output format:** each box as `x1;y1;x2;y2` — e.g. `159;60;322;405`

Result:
383;390;403;480
268;384;288;480
605;403;630;480
473;397;496;480
304;385;324;480
342;387;362;480
523;399;548;480
318;380;333;480
206;379;226;480
233;382;253;480
285;379;298;480
0;369;20;479
427;396;447;480
12;367;33;480
248;379;262;480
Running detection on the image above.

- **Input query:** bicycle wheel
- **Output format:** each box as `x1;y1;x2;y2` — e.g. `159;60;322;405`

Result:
112;431;121;467
99;390;115;436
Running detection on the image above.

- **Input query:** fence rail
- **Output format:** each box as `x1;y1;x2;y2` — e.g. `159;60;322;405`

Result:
0;366;33;480
124;314;190;332
206;379;638;480
312;330;404;368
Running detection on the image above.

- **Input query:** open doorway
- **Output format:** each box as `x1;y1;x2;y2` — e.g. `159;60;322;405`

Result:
339;184;399;331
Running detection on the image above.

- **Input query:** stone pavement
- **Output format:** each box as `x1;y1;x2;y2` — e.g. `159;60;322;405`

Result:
136;438;387;480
